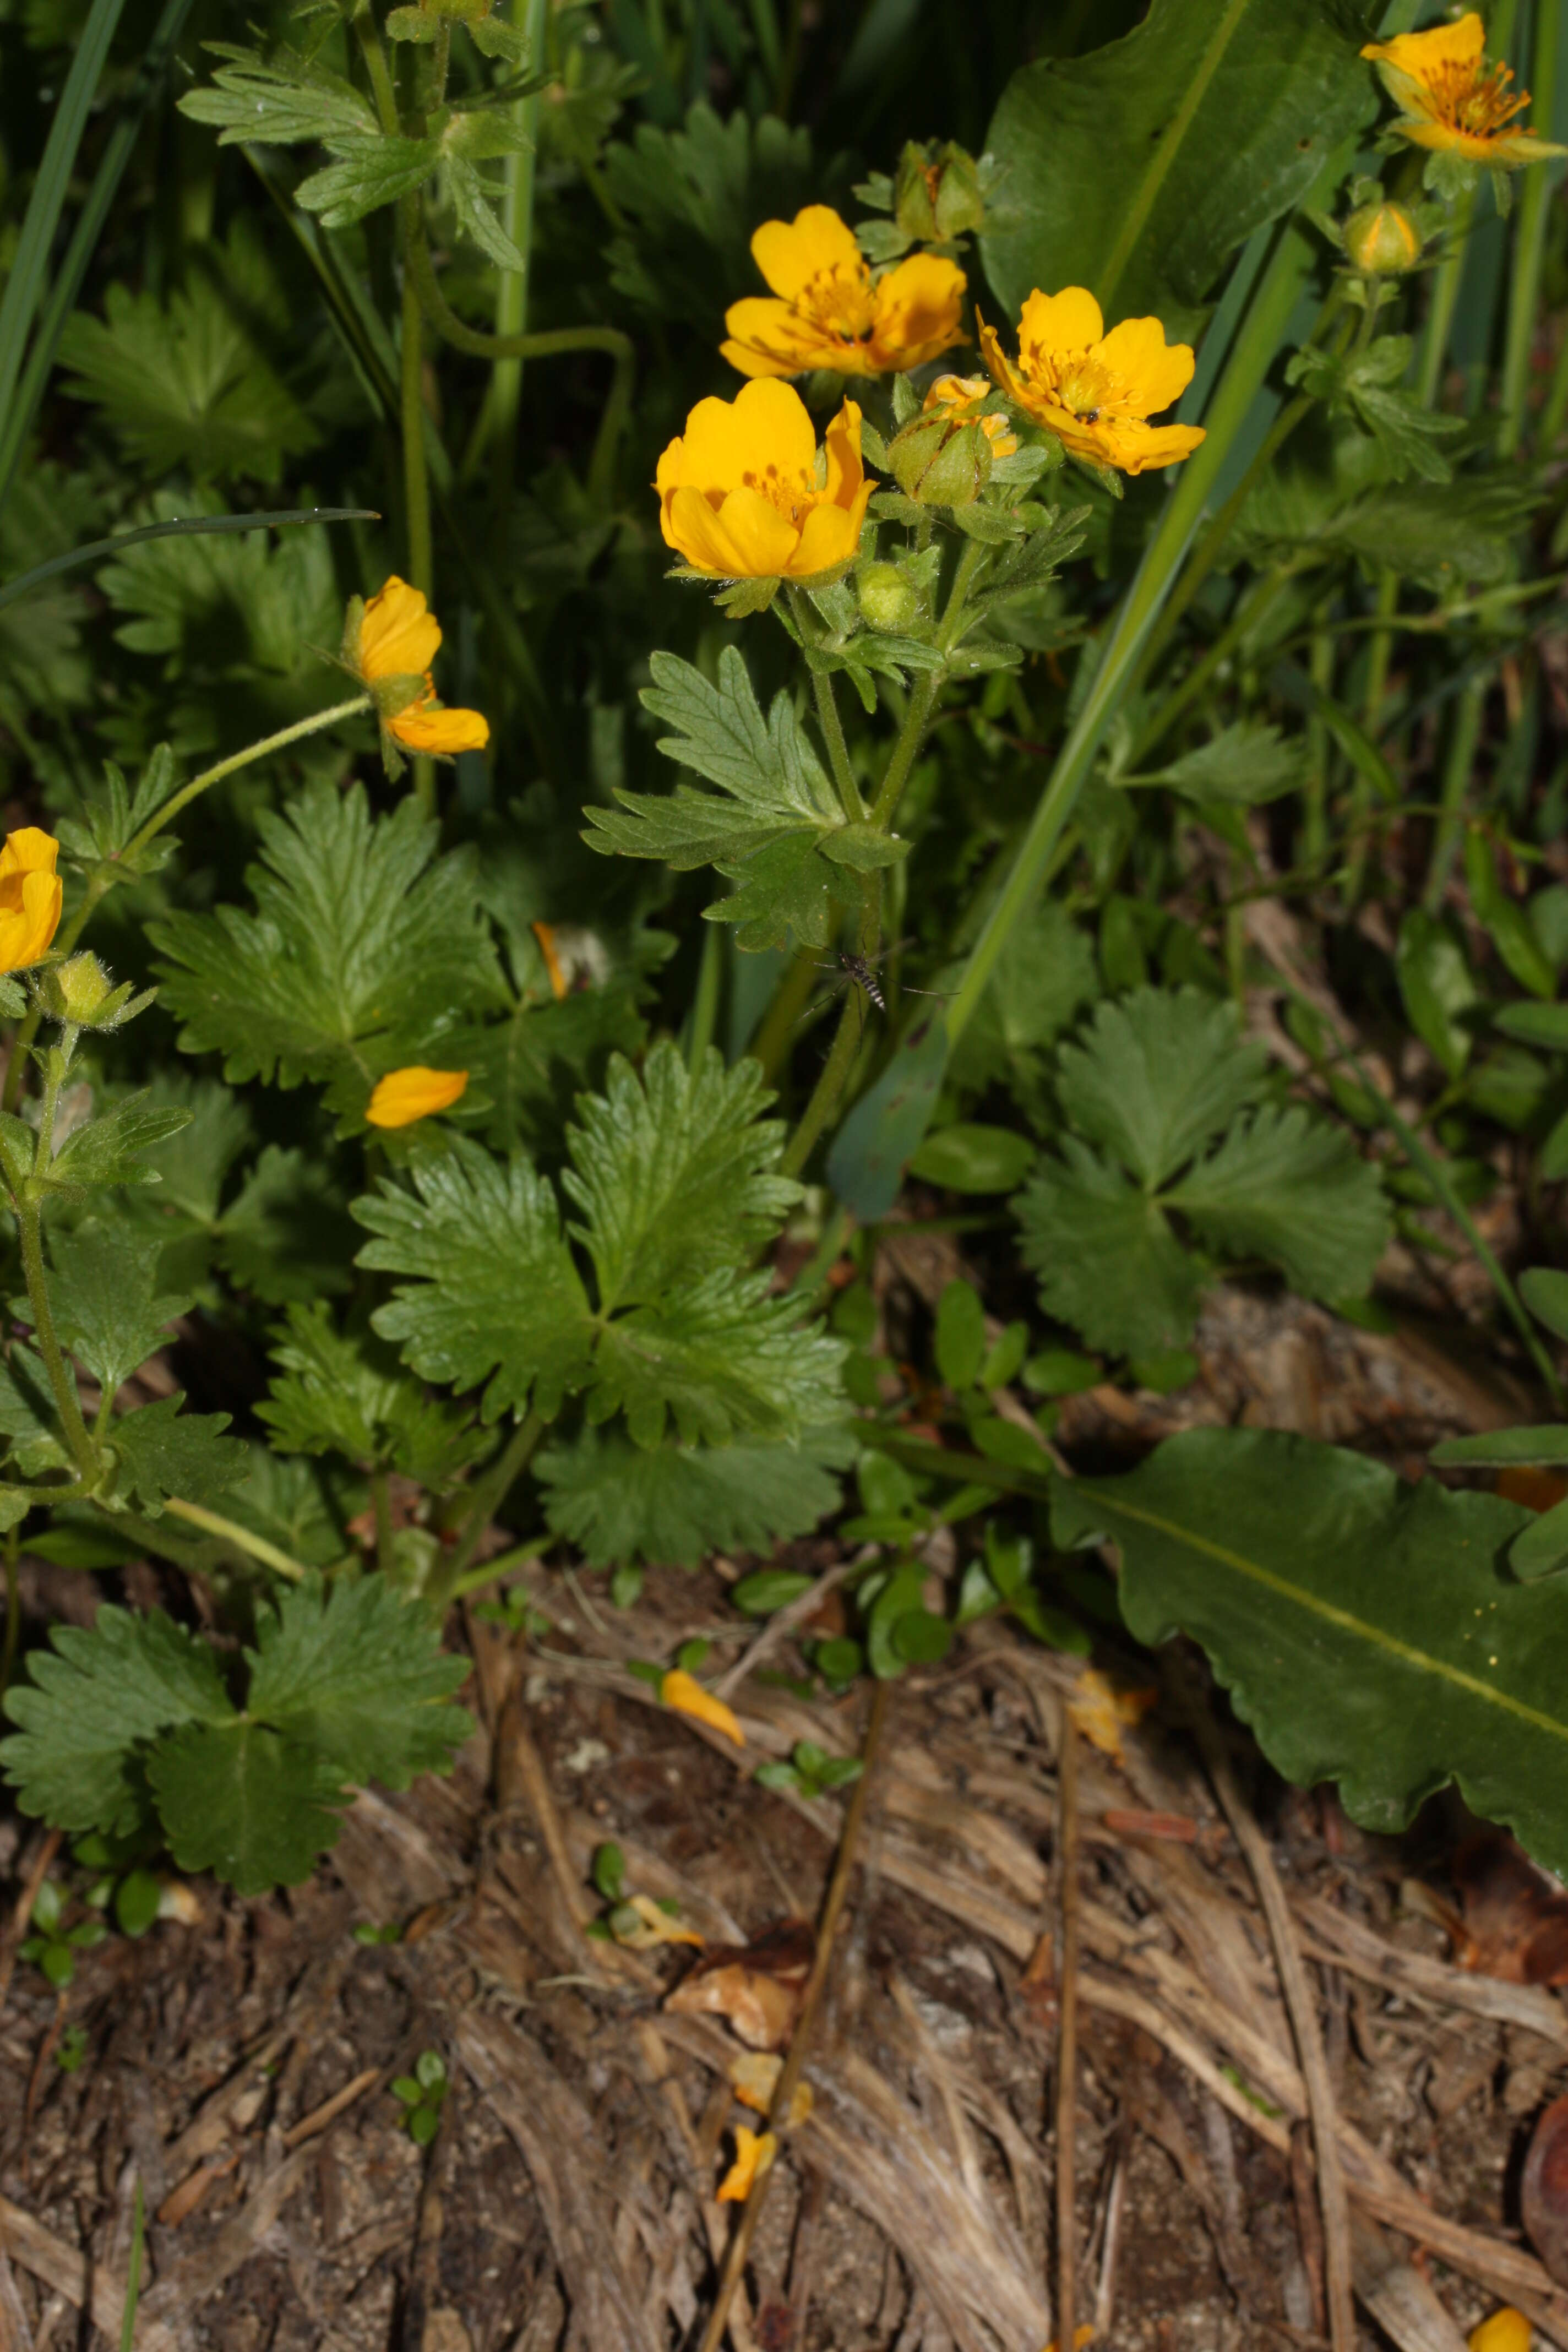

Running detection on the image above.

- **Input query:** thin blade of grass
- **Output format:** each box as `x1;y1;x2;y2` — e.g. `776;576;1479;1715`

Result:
0;509;379;614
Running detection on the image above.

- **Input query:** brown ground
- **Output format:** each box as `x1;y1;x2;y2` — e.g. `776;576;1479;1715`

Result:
1;1275;1566;2352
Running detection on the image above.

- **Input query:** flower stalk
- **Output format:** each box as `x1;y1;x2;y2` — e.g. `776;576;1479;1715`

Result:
17;1028;99;1487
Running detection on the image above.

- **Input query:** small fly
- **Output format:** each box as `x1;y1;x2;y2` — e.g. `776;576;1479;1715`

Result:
802;940;949;1036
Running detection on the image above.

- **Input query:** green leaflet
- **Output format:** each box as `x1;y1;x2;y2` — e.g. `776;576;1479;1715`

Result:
536;1420;855;1569
1052;1427;1568;1877
259;1301;488;1489
979;0;1375;337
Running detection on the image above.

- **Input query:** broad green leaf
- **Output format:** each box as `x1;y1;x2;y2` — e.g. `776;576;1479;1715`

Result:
935;1280;987;1391
355;1139;595;1423
588;1268;844;1447
1241;467;1540;592
1056;988;1268;1189
1522;1268;1568;1343
100;1396;246;1515
1123;721;1305;807
908;1122;1038;1194
1167;1107;1390;1303
1496;1001;1568;1050
60;253;318;485
150;1720;350;1897
244;1571;470;1791
825;1012;951;1222
536;1419;853;1568
1053;1426;1568;1878
258;1301;487;1488
152;780;502;1096
39;1222;189;1401
563;1043;795;1310
979;0;1374;337
583;649;856;952
1397;911;1478;1079
1;1605;235;1839
1432;1427;1568;1469
1510;1496;1568;1583
1015;1137;1205;1358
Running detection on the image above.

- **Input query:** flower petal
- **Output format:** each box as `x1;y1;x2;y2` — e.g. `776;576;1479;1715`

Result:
366;1067;469;1129
789;492;865;578
661;1667;745;1746
1095;315;1195;417
359;576;442;682
1363;12;1484;77
750;204;863;300
1467;2311;1532;2352
717;2126;776;2203
821;398;865;504
0;827;59;881
676;379;818;498
390;703;491;754
720;298;823;378
1019;285;1104;358
870;251;967;369
1113;420;1207;474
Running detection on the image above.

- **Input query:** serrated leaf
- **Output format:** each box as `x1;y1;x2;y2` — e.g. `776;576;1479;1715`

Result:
258;1301;488;1487
445;153;528;270
1167;1106;1390;1304
1;1605;235;1840
40;1222;189;1400
225;1449;352;1570
295;134;443;229
150;1720;349;1897
534;1418;853;1569
101;1396;246;1516
1057;989;1268;1188
704;833;855;953
178;41;377;147
217;1146;359;1304
1125;721;1306;807
244;1571;470;1790
1053;1425;1568;1877
46;1096;194;1199
944;899;1097;1118
151;780;502;1096
589;1267;845;1447
1397;911;1479;1079
355;1137;596;1423
563;1043;795;1309
0;1344;69;1478
1015;1138;1206;1358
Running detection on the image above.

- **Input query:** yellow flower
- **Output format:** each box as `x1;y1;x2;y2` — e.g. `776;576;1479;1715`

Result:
1468;2312;1531;2352
660;1667;745;1746
656;380;873;582
0;829;62;974
717;2125;776;2202
1362;13;1565;167
349;577;490;759
365;1066;469;1129
922;372;1019;458
979;288;1205;477
721;203;965;379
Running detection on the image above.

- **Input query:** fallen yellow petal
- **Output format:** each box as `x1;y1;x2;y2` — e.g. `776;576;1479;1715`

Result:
613;1893;704;1951
1469;2310;1531;2352
1067;1668;1157;1764
661;1668;744;1747
531;921;569;1000
717;2125;776;2202
1039;2331;1095;2352
365;1066;469;1130
728;2050;813;2125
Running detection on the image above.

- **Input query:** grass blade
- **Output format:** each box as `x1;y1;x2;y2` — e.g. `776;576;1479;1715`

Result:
0;508;379;615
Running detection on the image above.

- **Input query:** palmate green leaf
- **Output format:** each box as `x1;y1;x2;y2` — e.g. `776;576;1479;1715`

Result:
259;1302;487;1489
1057;989;1268;1189
45;1095;193;1201
979;0;1374;338
150;1722;347;1896
563;1044;794;1309
151;780;503;1097
583;649;858;952
100;1396;247;1516
944;899;1098;1120
603;101;818;337
178;41;377;148
295;134;443;230
0;1346;68;1479
38;1222;189;1399
536;1419;854;1569
1053;1425;1568;1880
1124;721;1306;807
1242;464;1540;592
244;1570;470;1791
1016;1139;1206;1359
224;1449;352;1570
215;1147;360;1304
60;270;318;486
358;1044;844;1447
1168;1107;1390;1303
1;1604;234;1841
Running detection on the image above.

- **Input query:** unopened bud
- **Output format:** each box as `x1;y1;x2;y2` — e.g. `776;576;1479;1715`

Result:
857;563;918;632
1343;200;1423;275
890;412;992;507
36;952;150;1031
894;140;986;243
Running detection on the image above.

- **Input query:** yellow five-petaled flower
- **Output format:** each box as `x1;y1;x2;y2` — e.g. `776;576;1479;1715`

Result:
0;829;62;976
922;371;1019;456
347;578;491;761
366;1066;469;1130
656;379;873;582
979;287;1205;477
1362;12;1566;170
722;203;966;380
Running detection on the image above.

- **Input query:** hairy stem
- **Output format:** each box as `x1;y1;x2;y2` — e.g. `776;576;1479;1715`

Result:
811;667;864;822
868;671;939;832
160;1496;310;1581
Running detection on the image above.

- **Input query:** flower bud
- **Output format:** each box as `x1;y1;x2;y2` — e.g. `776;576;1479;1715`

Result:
857;563;918;633
893;140;986;243
889;411;992;507
35;952;149;1031
1343;200;1423;275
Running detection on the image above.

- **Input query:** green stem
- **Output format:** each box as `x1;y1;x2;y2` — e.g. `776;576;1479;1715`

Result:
1423;675;1485;913
779;984;865;1182
1;1523;19;1702
1417;187;1477;409
1499;0;1562;455
400;261;434;601
1303;599;1335;870
477;0;548;498
434;1409;545;1603
123;694;372;861
352;1;403;137
159;1495;310;1581
372;1467;394;1576
17;1045;97;1485
811;667;864;821
868;671;939;832
441;1532;549;1605
946;188;1337;1048
748;947;819;1083
406;226;635;510
684;922;723;1076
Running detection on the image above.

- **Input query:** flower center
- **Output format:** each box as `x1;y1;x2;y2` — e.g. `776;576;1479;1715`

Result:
796;263;878;349
737;460;818;525
1427;55;1529;137
1054;361;1114;424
